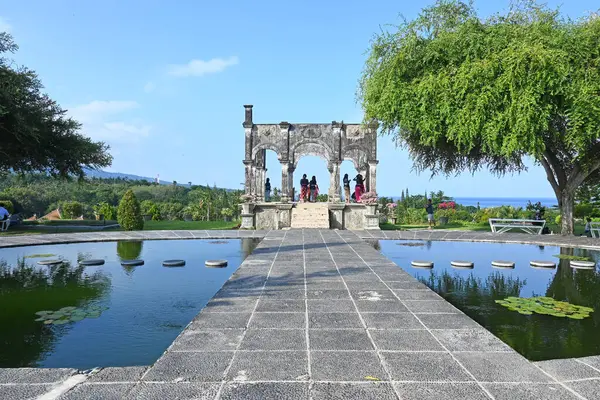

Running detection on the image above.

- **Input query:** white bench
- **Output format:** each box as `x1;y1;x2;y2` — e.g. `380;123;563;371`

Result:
489;218;546;235
590;222;600;238
0;215;10;232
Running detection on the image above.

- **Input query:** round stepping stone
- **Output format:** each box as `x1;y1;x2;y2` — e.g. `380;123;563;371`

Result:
451;261;474;269
37;259;63;266
492;260;515;269
79;259;105;266
163;259;186;267
205;259;228;268
570;260;596;270
120;260;144;267
411;260;433;269
530;260;556;269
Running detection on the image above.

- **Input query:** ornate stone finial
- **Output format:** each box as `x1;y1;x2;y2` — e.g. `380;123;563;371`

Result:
243;105;253;128
279;121;290;129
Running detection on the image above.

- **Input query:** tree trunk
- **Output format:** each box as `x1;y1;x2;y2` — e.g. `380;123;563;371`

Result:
559;190;574;235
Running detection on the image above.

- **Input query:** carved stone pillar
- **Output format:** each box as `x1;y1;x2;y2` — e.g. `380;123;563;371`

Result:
255;150;266;202
288;165;295;202
368;160;379;194
328;162;341;202
359;166;368;192
280;161;292;203
243;160;253;195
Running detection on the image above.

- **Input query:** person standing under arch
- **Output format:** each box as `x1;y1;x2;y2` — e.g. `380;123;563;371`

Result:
354;174;365;202
309;176;319;202
343;174;351;204
300;174;309;202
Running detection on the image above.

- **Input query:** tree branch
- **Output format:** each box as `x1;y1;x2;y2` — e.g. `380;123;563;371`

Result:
540;156;562;200
543;149;567;188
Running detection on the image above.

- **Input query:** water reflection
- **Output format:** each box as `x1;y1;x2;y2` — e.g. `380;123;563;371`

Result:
378;240;600;360
0;259;109;367
0;238;260;368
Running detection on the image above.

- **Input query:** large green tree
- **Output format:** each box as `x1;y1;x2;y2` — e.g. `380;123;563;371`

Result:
359;0;600;234
0;33;111;178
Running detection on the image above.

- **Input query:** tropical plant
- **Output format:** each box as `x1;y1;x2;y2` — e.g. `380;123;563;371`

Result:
93;202;117;221
359;0;600;234
117;190;144;230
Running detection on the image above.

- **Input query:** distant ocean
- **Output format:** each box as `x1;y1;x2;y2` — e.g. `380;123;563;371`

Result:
388;197;558;209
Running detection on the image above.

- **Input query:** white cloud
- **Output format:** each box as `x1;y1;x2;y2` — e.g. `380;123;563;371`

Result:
0;16;12;33
167;56;239;77
143;81;156;93
68;100;151;144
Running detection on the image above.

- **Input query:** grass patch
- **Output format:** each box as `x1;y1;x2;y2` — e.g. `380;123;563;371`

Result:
23;220;118;226
143;220;239;230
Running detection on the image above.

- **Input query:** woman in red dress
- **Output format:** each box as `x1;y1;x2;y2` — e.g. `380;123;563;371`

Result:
354;174;365;202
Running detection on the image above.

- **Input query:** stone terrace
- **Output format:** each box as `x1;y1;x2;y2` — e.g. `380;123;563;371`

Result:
1;229;600;399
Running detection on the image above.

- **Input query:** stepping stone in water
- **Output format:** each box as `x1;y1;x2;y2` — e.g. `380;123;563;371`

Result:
121;260;144;267
492;260;515;269
205;259;228;268
530;260;556;269
163;259;186;267
570;260;596;270
411;260;433;269
451;260;474;269
79;259;105;266
37;259;64;266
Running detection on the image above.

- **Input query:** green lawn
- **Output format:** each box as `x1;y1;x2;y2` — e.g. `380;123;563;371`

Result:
381;221;587;235
142;220;239;230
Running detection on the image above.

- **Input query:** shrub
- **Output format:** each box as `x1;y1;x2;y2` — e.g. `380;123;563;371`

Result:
140;200;161;221
0;200;15;214
555;215;561;225
158;202;185;220
61;201;84;219
94;202;118;220
117;190;144;230
575;203;594;219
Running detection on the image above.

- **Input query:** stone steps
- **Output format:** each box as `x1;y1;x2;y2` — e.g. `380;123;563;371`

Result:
291;203;330;229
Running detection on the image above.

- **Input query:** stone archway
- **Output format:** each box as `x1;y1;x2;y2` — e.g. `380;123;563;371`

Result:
242;105;378;203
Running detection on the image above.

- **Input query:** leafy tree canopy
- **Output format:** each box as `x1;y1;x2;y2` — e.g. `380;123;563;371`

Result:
0;33;111;178
359;0;600;234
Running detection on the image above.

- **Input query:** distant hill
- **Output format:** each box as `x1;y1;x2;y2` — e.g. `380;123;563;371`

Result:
82;168;235;191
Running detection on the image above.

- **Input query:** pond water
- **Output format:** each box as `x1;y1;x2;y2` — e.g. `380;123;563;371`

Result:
0;239;259;368
377;240;600;361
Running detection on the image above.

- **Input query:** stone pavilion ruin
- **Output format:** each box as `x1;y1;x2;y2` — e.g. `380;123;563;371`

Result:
240;105;380;230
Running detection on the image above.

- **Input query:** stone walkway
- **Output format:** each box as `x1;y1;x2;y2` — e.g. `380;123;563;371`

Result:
1;229;600;399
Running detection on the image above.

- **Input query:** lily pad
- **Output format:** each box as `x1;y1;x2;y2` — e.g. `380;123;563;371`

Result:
35;311;53;316
59;307;77;313
70;315;85;322
495;296;594;319
53;319;69;325
43;320;53;325
34;317;47;322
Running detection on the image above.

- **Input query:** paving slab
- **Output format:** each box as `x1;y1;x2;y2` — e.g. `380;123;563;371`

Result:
88;366;147;382
225;351;308;381
535;358;600;381
59;383;136;400
126;382;219;400
0;367;75;384
483;383;582;400
394;382;490;400
311;382;397;400
0;384;53;400
220;382;308;400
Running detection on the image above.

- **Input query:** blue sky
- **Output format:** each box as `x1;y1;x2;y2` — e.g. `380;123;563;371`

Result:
2;1;597;198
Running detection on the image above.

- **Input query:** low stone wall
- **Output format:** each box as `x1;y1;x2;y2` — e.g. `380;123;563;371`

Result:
249;202;380;230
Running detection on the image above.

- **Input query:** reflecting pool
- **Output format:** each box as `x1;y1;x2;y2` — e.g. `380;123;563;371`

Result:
0;239;259;368
377;240;600;361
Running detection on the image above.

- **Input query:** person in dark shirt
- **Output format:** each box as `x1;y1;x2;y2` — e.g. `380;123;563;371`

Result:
264;178;271;202
353;174;365;202
300;174;309;202
343;174;351;204
425;198;435;230
309;176;319;202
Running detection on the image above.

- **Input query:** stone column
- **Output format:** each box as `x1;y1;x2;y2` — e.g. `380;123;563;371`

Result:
288;165;295;202
360;166;368;193
243;160;253;195
328;162;341;202
242;105;254;195
255;150;266;202
280;161;292;203
368;160;379;194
